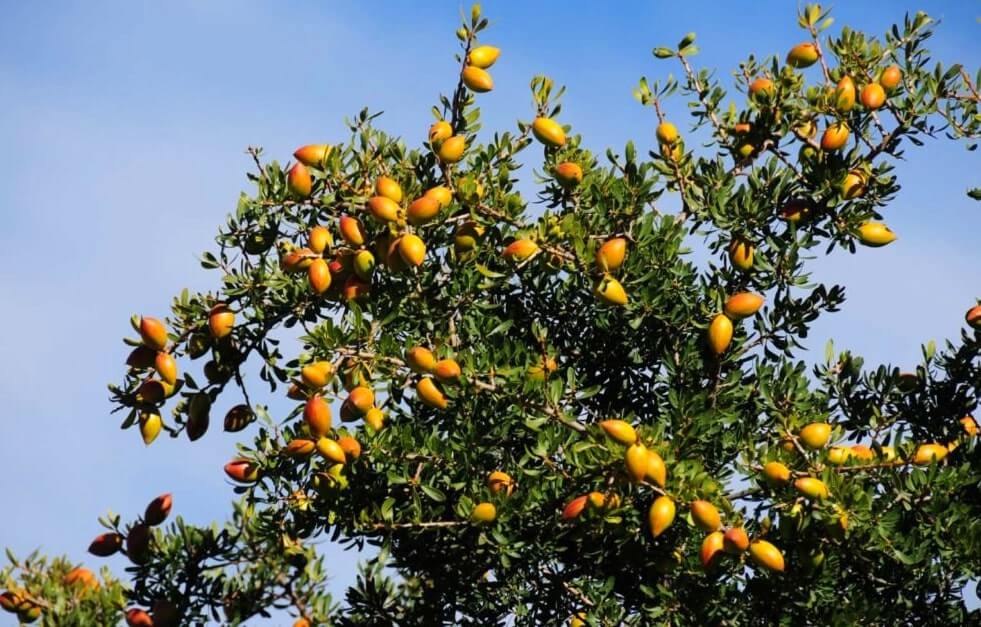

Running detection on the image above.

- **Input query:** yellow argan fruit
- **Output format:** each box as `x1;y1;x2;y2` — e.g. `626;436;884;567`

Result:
284;439;316;458
748;77;775;98
139;412;162;445
691;500;722;532
821;122;850;151
287;163;312;198
347;386;374;415
364;407;385;430
599;419;636;445
454;221;485;255
879;445;898;463
850;444;874;462
208;304;235;340
656;122;679;145
438;135;467;163
462;66;493;92
367;196;401;223
594;275;628;306
961;415;979;437
729;238;755;271
471;502;497;522
708;314;734;356
339;216;366;246
799;423;831;449
794;477;829;500
835;76;856;112
308;226;332;254
293;144;332;168
786;42;819;68
407;195;441;225
374;176;402;203
154;352;177;385
857;222;896;247
417;377;448;409
860;83;886;110
434;358;461;383
503;239;539;262
429;120;452;145
841;170;867;199
569;613;587;627
965;305;981;330
301;361;334;389
880;65;902;92
724;293;764;319
912;443;948;466
398;234;426;267
748;540;785;572
555;162;583;187
762;461;791;485
700;531;726;571
587;491;607;509
649;496;676;538
353;250;375;281
304;395;332;436
595;238;627;272
139;317;169;350
625;444;650;482
337;436;361;459
316;437;347;464
646;449;667;487
793;119;817;140
308;258;332;294
407;346;437;373
827;446;851;465
532;117;566;147
424;185;453;208
467;45;500;69
723;527;750;554
660;141;683;161
488;471;515;496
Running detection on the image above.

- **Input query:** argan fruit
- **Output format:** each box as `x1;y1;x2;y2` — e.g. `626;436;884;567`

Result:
562;495;589;520
879;445;898;463
308;258;332;294
434;358;461;384
733;122;752;135
762;461;791;485
880;65;902;92
281;247;317;273
826;446;851;465
793;119;817;140
284;439;316;458
0;591;21;612
700;531;725;571
594;275;628;306
304;395;332;436
294;619;312;627
293;144;331;168
965;305;981;330
139;316;169;351
660;141;683;161
346;386;374;415
835;76;856;112
462;66;493;92
342;276;370;301
748;539;785;572
656;122;679;145
127;345;157;369
65;566;99;590
646;449;667;487
407;195;441;225
569;612;587;627
349;250;374;281
374;176;402;203
429;120;452;145
748;77;775;98
857;222;896;247
912;443;948;466
316;437;347;464
488;471;514;496
88;532;124;557
526;355;558;381
821;122;850;151
471;502;497;522
416;377;448;409
144;493;173;526
799;422;831;449
125;609;154;627
154;352;178;385
126;523;152;564
424;185;453;208
398;234;426;267
364;407;385;430
454;221;485;254
224;404;254;432
308;226;332;254
850;444;874;461
841;170;867;199
599;419;637;445
467;45;500;69
502;239;539;262
339;216;366;247
18;605;41;623
723;527;750;554
555;162;583;187
136;378;166;404
367;196;401;223
186;394;210;441
224;459;259;483
532;117;566;147
708;314;733;355
595;237;627;272
794;477;829;500
208;304;235;340
407;346;437;373
438;135;467;163
860;83;886;110
287;163;312;198
962;415;979;437
301;361;334;389
786;42;819;68
625;443;650;482
724;293;764;319
691;500;722;532
139;411;162;445
649;496;676;538
729;238;754;271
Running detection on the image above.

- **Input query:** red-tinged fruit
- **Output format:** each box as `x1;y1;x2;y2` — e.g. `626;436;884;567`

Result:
562;495;589;520
208;304;235;339
287;163;312;198
748;77;775;98
125;609;154;627
304;396;332;435
127;345;157;369
434;358;462;383
488;471;515;496
64;567;99;590
154;352;177;385
139;317;168;351
861;83;886;110
144;493;173;526
127;523;152;564
880;65;902;92
338;435;361;459
503;239;539;262
965;305;981;330
88;532;124;557
723;527;750;554
339;216;366;246
224;459;260;483
821;122;850;151
284;439;316;458
408;195;441;225
700;531;725;571
293;144;331;167
555;162;583;186
308;258;332;294
724;293;764;319
347;386;374;414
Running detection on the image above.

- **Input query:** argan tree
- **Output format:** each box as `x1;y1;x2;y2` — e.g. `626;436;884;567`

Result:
4;4;980;626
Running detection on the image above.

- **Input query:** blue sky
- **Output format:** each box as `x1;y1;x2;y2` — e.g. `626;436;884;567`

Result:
0;0;978;618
